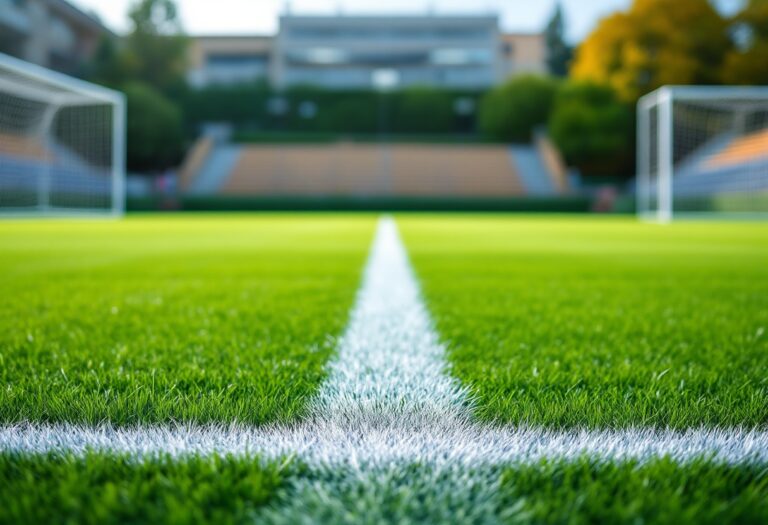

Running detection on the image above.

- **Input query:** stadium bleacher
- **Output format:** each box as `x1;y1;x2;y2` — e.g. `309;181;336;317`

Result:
184;141;568;198
672;128;768;198
0;133;49;159
0;133;111;208
706;129;768;169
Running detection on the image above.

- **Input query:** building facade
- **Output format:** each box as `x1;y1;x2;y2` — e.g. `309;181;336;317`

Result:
187;35;272;89
0;0;111;75
274;15;502;90
188;14;547;90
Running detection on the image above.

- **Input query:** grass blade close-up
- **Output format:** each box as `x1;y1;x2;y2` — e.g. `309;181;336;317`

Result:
0;215;375;426
400;216;768;429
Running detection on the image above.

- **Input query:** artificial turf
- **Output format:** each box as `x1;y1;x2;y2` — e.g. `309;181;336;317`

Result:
0;452;287;525
498;457;768;525
2;214;768;524
0;214;375;425
2;453;765;525
400;216;768;428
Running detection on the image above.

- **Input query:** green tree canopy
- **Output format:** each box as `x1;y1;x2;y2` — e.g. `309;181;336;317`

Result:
392;87;455;134
89;0;187;96
124;82;184;172
86;0;188;172
479;75;559;142
549;81;634;178
86;37;137;88
125;0;188;96
571;0;730;102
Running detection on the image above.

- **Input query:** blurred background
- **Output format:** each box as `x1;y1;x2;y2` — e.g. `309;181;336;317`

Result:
1;0;766;213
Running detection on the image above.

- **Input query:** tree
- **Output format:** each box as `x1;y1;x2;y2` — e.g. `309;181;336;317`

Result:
86;37;138;88
479;75;560;142
549;82;634;178
124;82;184;172
125;0;188;96
722;0;768;84
545;3;573;77
571;0;730;102
392;87;454;134
85;0;189;173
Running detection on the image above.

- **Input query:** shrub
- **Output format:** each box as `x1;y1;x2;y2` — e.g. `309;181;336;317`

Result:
124;82;184;172
479;75;559;142
549;81;633;178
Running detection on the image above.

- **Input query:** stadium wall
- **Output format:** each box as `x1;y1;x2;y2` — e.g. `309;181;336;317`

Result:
126;195;592;213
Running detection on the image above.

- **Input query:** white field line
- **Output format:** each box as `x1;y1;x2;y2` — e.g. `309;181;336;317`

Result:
3;423;767;466
2;217;768;468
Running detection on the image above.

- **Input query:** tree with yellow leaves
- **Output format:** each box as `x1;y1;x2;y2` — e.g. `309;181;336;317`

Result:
571;0;730;102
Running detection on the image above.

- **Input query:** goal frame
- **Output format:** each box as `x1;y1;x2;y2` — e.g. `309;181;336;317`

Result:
0;52;126;217
637;85;768;222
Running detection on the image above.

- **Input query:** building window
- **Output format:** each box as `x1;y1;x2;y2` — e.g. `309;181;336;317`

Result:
287;27;490;41
431;49;493;66
206;54;268;67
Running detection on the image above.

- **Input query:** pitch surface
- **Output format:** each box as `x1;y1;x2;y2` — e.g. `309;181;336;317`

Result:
1;214;767;524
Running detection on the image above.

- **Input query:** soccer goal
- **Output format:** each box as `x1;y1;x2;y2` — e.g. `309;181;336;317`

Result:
637;86;768;221
0;52;125;216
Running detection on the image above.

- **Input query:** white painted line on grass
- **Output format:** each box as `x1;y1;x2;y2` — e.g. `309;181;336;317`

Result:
3;423;767;466
1;217;767;467
307;216;473;430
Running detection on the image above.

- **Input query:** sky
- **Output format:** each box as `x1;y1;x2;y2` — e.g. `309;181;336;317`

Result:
71;0;634;43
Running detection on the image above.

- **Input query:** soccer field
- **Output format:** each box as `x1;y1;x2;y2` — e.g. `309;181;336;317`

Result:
1;214;767;524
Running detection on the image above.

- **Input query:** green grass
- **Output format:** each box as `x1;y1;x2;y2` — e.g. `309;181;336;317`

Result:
400;216;768;428
0;452;287;525
499;458;768;525
0;214;375;425
2;214;768;524
2;453;765;525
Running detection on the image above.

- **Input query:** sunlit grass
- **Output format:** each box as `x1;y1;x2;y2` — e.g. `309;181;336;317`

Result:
3;213;768;524
0;214;375;425
0;451;287;525
499;457;768;524
400;215;768;428
3;452;764;525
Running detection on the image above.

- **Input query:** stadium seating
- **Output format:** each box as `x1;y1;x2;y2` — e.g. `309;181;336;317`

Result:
0;133;111;207
0;133;49;159
219;144;527;197
389;145;524;196
706;129;768;169
184;142;572;198
178;136;214;192
671;128;768;197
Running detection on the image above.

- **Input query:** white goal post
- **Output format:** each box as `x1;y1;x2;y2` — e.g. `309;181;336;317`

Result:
637;86;768;221
0;52;125;216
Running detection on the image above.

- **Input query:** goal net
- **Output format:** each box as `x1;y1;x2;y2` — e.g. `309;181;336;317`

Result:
637;86;768;221
0;52;125;215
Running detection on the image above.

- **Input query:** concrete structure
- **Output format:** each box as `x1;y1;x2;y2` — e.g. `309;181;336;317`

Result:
187;14;546;89
274;15;502;89
187;35;272;89
0;0;112;75
500;33;548;78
